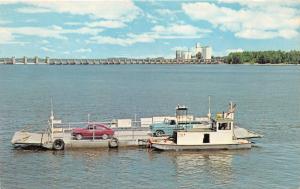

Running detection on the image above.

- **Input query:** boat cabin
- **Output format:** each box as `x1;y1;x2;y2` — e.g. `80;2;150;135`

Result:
174;113;235;145
176;105;188;123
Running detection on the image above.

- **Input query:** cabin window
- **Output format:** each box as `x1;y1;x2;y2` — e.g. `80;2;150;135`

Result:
218;122;231;130
170;120;176;125
203;134;210;143
212;121;217;131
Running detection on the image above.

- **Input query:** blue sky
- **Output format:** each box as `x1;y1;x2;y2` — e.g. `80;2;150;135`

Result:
0;0;299;58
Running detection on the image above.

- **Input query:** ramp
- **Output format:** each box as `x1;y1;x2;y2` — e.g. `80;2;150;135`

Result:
234;126;263;139
11;131;50;146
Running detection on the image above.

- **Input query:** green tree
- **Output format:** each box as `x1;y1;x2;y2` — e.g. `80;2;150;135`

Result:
224;50;300;64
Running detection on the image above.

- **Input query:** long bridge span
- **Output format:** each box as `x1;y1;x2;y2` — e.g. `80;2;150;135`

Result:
0;56;223;65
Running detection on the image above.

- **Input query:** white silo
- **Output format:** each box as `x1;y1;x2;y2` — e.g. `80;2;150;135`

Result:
202;46;212;60
195;43;202;54
195;43;202;59
182;51;188;59
181;51;186;59
182;51;192;60
187;49;192;59
206;46;212;60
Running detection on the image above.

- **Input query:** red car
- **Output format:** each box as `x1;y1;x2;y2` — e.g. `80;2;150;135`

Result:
72;124;114;140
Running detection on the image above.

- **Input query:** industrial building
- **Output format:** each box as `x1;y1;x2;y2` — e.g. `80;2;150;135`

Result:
175;43;212;63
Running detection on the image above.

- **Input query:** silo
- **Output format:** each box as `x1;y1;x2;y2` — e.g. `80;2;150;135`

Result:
176;50;182;59
181;51;187;59
187;50;192;59
202;46;212;60
195;43;201;53
206;46;212;60
195;43;202;59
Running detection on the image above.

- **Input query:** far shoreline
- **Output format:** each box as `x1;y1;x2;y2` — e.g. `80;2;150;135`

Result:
0;63;299;66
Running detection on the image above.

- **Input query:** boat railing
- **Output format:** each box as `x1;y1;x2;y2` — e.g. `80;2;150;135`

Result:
50;119;144;131
47;119;149;142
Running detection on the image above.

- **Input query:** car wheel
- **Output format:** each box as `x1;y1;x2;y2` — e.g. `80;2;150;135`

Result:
76;134;83;140
102;134;108;140
155;130;164;137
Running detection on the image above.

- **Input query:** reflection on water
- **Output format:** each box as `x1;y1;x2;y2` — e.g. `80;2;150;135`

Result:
5;139;299;189
148;150;250;187
9;148;252;189
175;152;233;185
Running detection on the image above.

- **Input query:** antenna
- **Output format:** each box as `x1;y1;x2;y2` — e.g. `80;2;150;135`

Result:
208;96;211;119
50;97;54;119
50;97;54;142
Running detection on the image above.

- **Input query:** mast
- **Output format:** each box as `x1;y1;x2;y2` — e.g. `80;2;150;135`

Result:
207;96;211;119
50;98;54;142
229;101;235;120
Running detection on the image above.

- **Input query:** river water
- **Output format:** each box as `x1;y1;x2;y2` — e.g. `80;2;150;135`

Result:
0;64;299;189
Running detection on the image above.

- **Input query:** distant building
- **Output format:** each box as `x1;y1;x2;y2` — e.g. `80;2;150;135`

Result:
176;50;182;59
176;49;192;60
202;46;212;62
174;42;212;62
195;43;202;55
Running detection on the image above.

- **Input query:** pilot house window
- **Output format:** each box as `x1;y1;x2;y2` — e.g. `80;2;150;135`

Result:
170;120;176;125
218;122;231;130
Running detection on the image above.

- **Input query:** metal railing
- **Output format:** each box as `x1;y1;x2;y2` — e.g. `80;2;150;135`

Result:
49;119;150;141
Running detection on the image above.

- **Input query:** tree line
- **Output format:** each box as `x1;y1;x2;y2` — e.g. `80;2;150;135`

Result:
225;50;300;64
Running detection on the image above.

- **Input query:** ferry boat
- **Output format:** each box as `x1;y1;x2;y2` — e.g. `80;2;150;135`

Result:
149;102;257;151
11;99;261;150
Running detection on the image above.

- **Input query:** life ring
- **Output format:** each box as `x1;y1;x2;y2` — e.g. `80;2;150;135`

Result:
52;139;65;150
108;138;119;148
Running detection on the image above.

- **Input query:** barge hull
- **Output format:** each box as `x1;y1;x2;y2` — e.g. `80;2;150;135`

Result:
151;143;252;151
64;139;148;149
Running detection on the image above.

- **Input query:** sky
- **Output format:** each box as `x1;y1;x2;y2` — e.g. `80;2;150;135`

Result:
0;0;299;58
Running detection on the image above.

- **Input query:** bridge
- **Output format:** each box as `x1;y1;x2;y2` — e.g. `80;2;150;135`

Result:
0;56;223;65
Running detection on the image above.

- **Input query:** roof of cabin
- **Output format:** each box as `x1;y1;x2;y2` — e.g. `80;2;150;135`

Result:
215;118;233;122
